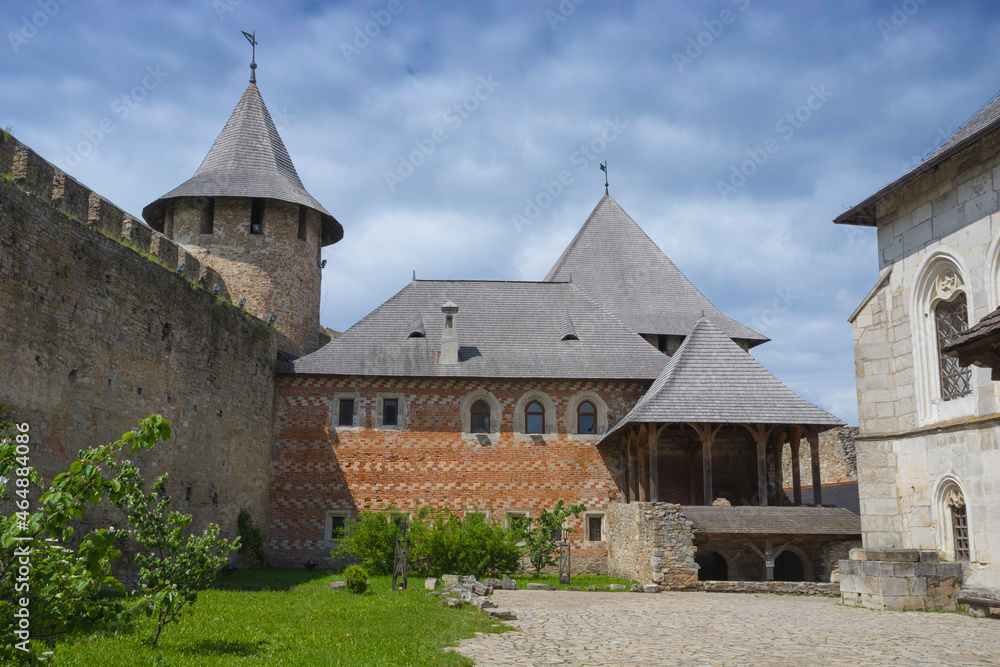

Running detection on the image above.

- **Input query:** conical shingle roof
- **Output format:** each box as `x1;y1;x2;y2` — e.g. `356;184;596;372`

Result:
545;195;766;346
143;83;343;246
604;317;842;437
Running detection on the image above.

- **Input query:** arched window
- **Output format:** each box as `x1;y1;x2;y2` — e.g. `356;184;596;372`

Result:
578;401;596;434
525;401;544;434
471;400;490;434
947;489;970;561
935;292;972;400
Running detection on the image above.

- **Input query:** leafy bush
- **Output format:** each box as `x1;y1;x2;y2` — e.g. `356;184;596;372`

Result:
237;508;268;568
409;508;521;578
343;565;369;594
513;500;586;576
333;506;409;575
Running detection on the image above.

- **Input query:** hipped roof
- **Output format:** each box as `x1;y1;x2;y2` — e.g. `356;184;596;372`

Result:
603;317;842;439
278;280;670;379
545;195;767;346
142;83;343;246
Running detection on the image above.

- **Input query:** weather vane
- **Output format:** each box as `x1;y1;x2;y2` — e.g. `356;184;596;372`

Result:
600;161;608;195
242;30;257;83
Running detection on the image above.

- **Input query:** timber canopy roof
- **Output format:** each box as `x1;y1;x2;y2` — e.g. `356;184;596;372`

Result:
836;91;1000;226
943;304;1000;380
278;280;670;379
680;506;861;537
603;317;842;440
544;195;767;347
143;83;343;246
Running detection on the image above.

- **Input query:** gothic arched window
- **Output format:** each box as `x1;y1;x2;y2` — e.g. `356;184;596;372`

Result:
947;490;970;561
935;292;972;401
525;401;545;434
471;400;491;434
578;401;596;434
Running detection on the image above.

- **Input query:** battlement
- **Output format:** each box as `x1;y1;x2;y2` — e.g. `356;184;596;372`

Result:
0;133;232;301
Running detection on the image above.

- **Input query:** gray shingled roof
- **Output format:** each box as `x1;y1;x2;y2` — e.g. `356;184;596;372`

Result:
836;90;1000;226
680;505;861;536
142;83;343;246
544;195;767;347
604;317;843;435
278;280;671;379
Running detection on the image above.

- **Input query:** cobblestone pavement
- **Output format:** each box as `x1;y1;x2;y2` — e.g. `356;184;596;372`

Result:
453;590;998;666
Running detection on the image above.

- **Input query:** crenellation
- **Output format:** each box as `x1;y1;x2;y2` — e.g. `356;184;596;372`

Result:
51;171;90;222
12;142;55;200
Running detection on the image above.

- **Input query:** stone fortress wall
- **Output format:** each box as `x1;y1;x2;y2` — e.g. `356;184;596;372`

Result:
0;135;276;553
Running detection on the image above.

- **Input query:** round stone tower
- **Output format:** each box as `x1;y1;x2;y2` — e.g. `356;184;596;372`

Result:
142;78;342;357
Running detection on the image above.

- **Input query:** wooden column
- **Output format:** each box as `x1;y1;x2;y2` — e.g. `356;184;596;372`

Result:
648;425;659;503
790;434;802;506
629;433;640;503
743;424;773;507
638;427;648;502
690;423;721;506
808;429;822;506
618;440;627;502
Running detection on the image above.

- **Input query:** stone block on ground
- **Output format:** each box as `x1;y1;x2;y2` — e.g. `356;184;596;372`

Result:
441;574;461;584
630;584;642;592
502;575;517;590
474;596;495;610
585;585;596;592
484;578;502;588
487;608;517;620
442;597;463;608
329;581;346;590
527;583;555;591
425;577;440;590
466;581;491;596
606;584;626;591
567;586;581;591
642;583;661;593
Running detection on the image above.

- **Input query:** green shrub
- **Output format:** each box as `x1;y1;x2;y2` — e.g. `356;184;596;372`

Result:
343;565;369;594
333;506;409;575
409;507;521;578
514;500;586;576
238;508;268;568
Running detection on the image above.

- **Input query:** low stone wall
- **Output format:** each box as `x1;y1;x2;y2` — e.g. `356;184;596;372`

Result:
839;548;963;611
606;502;698;590
702;580;839;596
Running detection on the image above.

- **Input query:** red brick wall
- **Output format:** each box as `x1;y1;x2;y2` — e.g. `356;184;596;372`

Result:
269;375;648;567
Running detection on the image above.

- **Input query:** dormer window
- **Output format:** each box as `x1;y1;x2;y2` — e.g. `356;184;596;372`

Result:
561;333;579;341
408;331;425;338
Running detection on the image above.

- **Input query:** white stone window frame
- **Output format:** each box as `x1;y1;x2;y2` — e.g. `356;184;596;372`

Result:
375;392;406;430
932;474;975;562
324;510;352;543
505;509;530;528
461;388;502;440
582;511;606;544
513;391;557;435
331;392;362;430
565;391;609;435
910;252;976;426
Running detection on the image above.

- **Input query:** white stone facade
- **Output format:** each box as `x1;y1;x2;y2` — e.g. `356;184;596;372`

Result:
850;130;1000;591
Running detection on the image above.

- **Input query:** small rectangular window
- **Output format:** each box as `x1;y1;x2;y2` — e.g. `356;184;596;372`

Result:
250;198;265;235
338;398;354;427
506;511;528;530
297;205;308;241
383;398;398;426
200;198;215;234
327;512;349;541
550;527;564;542
588;516;603;542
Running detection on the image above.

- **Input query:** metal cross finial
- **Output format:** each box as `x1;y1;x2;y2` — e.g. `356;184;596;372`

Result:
600;161;608;195
242;30;257;83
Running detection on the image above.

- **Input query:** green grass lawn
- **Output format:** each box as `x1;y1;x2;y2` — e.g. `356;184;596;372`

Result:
43;569;512;666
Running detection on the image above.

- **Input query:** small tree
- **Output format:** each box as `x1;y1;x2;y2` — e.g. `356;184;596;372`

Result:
114;462;238;647
237;508;268;568
513;501;586;576
333;506;409;575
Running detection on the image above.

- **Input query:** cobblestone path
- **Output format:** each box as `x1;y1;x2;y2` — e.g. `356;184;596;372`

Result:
454;590;997;666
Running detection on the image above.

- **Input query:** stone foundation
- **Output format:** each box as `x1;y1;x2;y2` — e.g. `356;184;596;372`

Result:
605;502;698;590
839;547;963;611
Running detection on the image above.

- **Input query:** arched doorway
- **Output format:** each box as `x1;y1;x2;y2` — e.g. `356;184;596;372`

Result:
773;551;804;581
695;550;729;581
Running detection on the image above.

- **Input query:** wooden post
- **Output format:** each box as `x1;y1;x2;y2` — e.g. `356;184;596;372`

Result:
648;425;659;503
790;435;802;506
618;440;628;502
638;427;648;503
765;539;774;581
808;429;822;506
756;433;768;507
630;433;640;503
690;424;721;506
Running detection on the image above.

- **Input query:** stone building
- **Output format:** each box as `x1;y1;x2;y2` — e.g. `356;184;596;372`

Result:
835;92;1000;606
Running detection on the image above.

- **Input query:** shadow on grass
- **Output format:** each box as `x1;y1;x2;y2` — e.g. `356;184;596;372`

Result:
209;567;337;591
187;638;269;657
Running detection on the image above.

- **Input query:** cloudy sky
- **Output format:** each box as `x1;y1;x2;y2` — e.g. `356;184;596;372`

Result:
5;0;1000;425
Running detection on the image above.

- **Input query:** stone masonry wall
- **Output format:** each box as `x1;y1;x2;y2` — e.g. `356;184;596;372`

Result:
270;374;647;568
0;135;276;552
171;196;326;357
781;426;858;486
605;502;698;589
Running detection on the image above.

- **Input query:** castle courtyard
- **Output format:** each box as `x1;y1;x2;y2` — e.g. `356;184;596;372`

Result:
454;591;997;666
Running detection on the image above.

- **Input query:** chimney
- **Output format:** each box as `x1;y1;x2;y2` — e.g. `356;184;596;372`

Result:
440;301;459;364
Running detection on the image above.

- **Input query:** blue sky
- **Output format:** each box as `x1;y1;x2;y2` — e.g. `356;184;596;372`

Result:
5;0;1000;425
